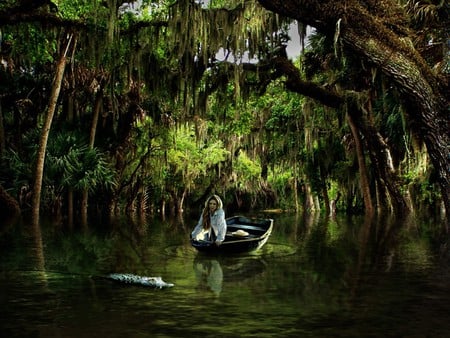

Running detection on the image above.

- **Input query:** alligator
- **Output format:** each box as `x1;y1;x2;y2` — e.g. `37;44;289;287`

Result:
106;273;174;289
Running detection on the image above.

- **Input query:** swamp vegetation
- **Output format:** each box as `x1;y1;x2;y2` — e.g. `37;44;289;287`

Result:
0;1;448;236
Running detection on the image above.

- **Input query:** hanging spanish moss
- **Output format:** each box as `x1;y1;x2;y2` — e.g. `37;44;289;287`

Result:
166;1;289;117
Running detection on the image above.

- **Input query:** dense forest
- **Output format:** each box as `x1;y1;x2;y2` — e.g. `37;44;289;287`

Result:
0;1;448;230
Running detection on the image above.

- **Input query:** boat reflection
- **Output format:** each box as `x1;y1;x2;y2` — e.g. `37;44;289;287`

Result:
193;256;266;296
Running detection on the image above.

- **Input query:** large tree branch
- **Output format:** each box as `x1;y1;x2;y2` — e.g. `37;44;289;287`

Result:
257;0;450;223
243;57;343;108
0;12;87;29
270;57;343;108
205;56;344;108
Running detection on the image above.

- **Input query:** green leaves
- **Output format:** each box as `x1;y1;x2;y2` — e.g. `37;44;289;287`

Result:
166;124;230;189
45;131;116;192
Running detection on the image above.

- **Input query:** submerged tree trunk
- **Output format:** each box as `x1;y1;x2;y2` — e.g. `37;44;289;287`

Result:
31;34;73;228
348;96;410;216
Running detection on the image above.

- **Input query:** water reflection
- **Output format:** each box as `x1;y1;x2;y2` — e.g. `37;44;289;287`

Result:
1;213;449;337
194;257;223;295
193;255;267;296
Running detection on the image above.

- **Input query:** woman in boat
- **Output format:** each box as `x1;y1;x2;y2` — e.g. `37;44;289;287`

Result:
191;194;227;246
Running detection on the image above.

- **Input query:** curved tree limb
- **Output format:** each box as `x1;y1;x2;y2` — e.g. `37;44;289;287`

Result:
257;0;449;224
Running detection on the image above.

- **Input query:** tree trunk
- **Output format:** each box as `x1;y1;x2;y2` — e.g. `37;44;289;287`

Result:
347;97;410;216
80;190;88;227
138;185;148;215
31;34;73;228
108;197;118;219
0;184;20;218
89;90;103;149
347;112;374;216
320;167;331;216
80;90;103;225
178;189;187;214
161;197;166;218
67;188;74;228
303;182;316;212
293;176;299;212
0;100;5;158
330;192;341;218
258;0;449;225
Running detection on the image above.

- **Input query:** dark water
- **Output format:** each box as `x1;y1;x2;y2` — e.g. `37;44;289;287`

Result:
0;213;449;337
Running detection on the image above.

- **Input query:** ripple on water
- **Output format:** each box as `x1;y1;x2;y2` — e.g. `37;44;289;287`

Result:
163;244;199;258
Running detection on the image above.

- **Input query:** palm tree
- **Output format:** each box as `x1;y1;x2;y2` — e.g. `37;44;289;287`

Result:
31;33;73;229
46;131;116;226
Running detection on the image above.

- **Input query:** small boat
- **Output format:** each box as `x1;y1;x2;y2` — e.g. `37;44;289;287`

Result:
191;216;273;254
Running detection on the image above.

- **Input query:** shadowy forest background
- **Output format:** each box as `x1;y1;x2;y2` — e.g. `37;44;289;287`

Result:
0;0;448;231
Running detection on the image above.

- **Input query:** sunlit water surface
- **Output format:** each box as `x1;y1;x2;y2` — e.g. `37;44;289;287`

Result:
0;213;449;337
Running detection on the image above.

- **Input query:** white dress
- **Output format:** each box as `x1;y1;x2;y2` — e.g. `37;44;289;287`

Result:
191;208;227;243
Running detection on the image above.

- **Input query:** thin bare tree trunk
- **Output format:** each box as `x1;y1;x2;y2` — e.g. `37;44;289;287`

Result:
178;189;186;214
80;190;88;227
293;176;299;212
347;113;374;216
303;182;316;212
0;100;5;158
80;77;103;226
31;34;73;228
67;189;74;228
320;168;331;216
161;198;166;219
0;184;20;218
89;92;102;148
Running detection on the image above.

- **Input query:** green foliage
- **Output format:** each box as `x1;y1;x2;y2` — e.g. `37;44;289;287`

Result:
4;27;56;66
0;128;115;211
233;150;261;188
0;129;41;193
166;124;230;191
267;167;297;208
120;115;160;184
57;0;107;21
1;149;33;193
45;131;116;193
0;0;445;218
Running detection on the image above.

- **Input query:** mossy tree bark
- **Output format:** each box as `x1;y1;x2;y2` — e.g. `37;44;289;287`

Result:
258;0;449;225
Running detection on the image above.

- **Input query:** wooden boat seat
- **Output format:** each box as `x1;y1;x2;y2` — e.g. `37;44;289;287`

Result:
227;224;266;232
225;232;258;239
